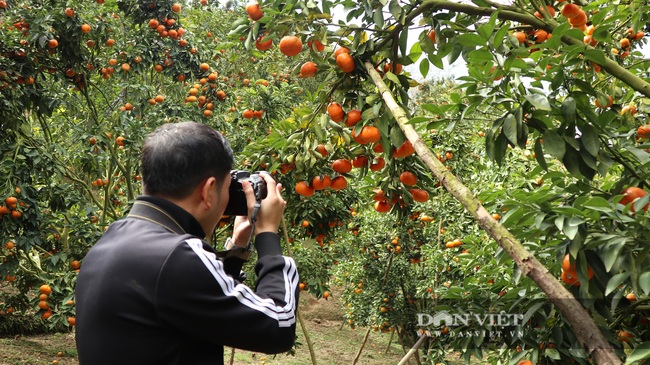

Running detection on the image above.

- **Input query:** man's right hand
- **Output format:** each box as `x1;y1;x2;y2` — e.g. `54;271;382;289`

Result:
242;173;286;235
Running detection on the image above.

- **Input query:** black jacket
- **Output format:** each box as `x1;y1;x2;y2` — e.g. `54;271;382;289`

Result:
75;196;299;364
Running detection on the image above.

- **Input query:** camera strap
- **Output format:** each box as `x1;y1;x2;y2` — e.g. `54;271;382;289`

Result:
244;200;262;251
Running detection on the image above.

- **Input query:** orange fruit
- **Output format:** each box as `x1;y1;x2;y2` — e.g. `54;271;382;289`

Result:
352;155;369;168
517;361;533;365
39;284;52;295
400;171;418;186
344;109;362;127
327;102;345;122
199;63;210;72
105;38;115;47
617;330;634;343
65;7;75;17
71;260;81;270
637;124;650;139
67;317;76;326
561;270;580;286
634;31;645;41
255;34;273;51
534;5;556;19
116;136;125;146
307;39;325;52
427;29;436;43
409;189;429;202
561;3;580;18
568;9;587;27
534;29;549;43
332;159;352;173
5;241;14;249
299;283;306;290
336;53;355;73
562;253;577;275
393;140;415;158
279;35;302;57
374;200;391;213
148;18;159;29
245;2;264;21
594;95;613;108
513;31;527;43
38;300;50;310
80;24;91;33
620;37;631;49
384;63;402;74
121;63;130;72
312;175;331;190
41;310;53;319
48;39;59;49
295;181;315;197
370;157;385;171
619;187;648;212
10;210;21;219
242;110;254;119
316;144;328;157
330;176;348;190
154;95;165;103
358;126;381;144
299;61;318;78
171;3;181;12
333;46;349;59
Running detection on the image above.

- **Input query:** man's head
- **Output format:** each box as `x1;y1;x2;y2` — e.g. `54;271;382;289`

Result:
140;121;234;199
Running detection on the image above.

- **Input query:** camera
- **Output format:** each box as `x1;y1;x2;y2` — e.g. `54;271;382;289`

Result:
223;170;268;216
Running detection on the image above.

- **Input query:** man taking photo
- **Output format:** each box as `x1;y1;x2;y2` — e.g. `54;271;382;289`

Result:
75;121;299;364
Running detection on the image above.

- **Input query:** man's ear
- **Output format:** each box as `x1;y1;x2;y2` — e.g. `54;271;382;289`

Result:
199;177;218;210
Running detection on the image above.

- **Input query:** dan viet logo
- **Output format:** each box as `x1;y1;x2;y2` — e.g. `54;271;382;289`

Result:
417;311;525;338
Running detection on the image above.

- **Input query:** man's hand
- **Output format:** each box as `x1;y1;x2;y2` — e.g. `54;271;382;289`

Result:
231;216;252;248
241;173;286;234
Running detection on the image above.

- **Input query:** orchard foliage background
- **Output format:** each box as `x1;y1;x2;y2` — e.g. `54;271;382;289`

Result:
1;0;649;364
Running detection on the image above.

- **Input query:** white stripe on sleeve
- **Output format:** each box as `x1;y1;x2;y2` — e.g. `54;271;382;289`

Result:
185;238;297;327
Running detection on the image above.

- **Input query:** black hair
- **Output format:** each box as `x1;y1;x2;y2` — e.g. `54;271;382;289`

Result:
140;121;234;199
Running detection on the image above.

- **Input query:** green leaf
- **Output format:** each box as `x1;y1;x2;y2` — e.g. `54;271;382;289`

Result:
388;0;401;21
373;6;384;29
408;116;431;125
605;272;631;296
640;271;650;295
584;49;607;65
457;33;487;47
534;139;548;170
476;11;498;40
525;94;552;111
625;342;650;364
583;197;612;212
493;24;510;49
419;59;430;78
467;49;494;63
428;52;444;69
562;97;576;124
600;241;626;272
503;113;518;145
592;26;611;42
545;348;561;360
542;130;566;159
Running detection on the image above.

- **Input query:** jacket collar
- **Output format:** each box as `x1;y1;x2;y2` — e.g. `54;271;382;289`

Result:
128;195;206;238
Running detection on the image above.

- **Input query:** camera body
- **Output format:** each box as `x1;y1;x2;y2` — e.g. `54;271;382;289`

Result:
223;170;268;216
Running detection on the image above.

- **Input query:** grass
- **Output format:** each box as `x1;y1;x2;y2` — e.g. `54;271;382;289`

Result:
0;292;467;365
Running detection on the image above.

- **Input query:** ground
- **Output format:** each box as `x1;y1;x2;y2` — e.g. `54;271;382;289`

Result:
0;290;431;365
